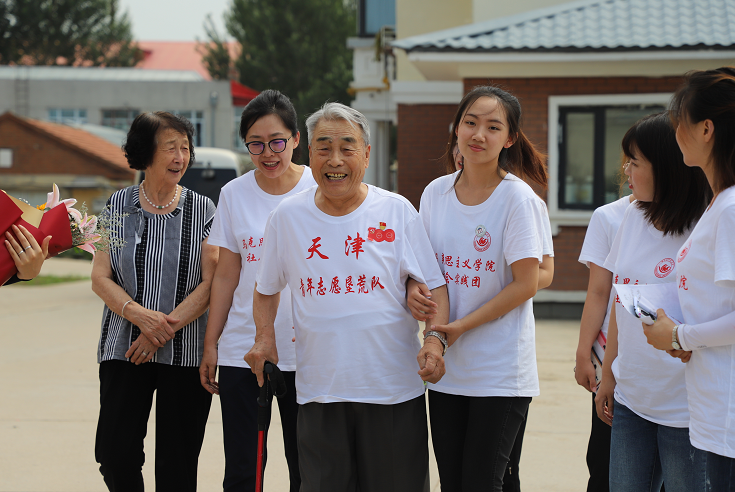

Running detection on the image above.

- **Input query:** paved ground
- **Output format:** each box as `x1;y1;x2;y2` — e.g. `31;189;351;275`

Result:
0;258;592;491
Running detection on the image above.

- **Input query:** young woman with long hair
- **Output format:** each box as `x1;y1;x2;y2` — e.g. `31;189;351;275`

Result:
408;85;548;491
595;112;711;491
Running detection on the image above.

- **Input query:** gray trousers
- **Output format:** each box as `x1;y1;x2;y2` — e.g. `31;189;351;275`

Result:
297;394;430;492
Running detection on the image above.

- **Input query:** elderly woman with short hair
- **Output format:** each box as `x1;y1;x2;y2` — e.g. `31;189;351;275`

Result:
91;111;218;492
245;102;448;492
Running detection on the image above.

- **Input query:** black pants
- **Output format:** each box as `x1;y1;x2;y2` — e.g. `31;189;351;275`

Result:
219;366;300;492
588;392;611;492
297;395;430;492
429;390;531;492
95;360;212;492
502;403;530;492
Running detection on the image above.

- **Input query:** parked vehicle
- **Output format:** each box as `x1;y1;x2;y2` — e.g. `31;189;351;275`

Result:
136;147;252;206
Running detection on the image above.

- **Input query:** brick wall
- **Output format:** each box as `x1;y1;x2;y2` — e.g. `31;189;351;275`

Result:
0;119;130;180
397;104;458;207
398;76;683;291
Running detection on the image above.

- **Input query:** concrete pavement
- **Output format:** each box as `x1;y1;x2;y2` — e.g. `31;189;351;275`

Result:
0;258;591;491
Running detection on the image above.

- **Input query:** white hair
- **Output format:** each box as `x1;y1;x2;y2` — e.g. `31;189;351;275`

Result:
305;102;370;147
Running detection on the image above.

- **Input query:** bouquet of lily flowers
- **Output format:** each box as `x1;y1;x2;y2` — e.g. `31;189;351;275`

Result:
1;184;126;285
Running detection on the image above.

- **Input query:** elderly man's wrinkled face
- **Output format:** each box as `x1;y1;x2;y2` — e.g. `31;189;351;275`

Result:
309;119;370;204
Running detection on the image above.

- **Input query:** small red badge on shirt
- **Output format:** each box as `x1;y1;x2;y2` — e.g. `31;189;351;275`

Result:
368;222;395;242
474;225;491;252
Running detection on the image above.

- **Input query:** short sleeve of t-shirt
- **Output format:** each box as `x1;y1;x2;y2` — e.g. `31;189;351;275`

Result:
714;204;735;286
208;188;238;253
503;197;543;266
603;205;631;274
402;214;446;290
580;209;612;268
255;210;288;295
536;198;554;257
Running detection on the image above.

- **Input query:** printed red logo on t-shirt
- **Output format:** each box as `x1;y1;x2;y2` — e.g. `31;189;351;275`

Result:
473;225;491;252
654;258;675;278
367;222;395;242
678;240;691;263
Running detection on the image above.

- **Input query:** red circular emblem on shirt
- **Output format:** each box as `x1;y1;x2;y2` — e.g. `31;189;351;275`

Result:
655;258;675;278
474;232;491;252
678;241;691;263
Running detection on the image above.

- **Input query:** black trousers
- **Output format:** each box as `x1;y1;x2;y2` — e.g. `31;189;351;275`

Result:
297;394;430;492
502;403;530;492
429;390;531;492
587;392;612;492
95;360;212;492
219;366;300;492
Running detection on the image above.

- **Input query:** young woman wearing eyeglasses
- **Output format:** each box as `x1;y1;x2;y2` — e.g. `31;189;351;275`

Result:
200;89;315;492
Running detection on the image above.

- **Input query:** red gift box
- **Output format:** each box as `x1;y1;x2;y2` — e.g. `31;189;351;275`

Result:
1;190;74;285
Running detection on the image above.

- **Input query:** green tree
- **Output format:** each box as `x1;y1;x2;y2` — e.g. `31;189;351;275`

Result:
210;0;356;162
0;0;141;66
198;14;232;81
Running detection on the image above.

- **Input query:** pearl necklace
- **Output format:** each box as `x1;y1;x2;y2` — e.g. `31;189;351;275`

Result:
140;181;178;210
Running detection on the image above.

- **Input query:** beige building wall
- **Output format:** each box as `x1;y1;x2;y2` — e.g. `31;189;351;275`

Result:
395;0;571;81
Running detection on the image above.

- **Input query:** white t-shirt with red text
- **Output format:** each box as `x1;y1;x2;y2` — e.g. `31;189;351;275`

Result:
676;185;735;457
207;168;316;370
419;172;544;397
256;185;446;405
578;196;631;363
604;203;691;427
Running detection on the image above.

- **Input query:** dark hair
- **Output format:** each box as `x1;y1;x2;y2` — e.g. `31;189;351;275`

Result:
123;112;195;171
445;85;548;189
622;112;711;236
239;89;301;161
670;67;735;194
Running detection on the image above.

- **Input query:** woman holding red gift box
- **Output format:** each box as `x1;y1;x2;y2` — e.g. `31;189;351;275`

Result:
2;224;51;285
91;111;218;492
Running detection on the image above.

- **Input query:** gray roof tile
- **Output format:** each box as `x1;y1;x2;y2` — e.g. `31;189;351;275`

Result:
392;0;735;52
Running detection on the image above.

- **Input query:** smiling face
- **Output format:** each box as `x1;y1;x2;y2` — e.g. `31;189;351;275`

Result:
245;113;300;179
146;128;190;187
624;147;655;202
455;96;514;168
309;118;370;211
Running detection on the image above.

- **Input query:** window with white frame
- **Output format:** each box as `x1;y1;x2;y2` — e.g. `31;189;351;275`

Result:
547;94;672;231
48;108;87;125
0;148;12;168
169;110;205;147
101;109;139;130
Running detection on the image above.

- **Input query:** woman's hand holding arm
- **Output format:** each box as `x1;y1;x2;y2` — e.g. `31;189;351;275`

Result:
407;278;438;322
92;250;178;347
576;263;612;392
595;306;619;426
430;257;539;346
200;247;241;395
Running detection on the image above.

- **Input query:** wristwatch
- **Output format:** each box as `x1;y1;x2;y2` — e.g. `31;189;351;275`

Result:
672;325;682;350
424;330;448;355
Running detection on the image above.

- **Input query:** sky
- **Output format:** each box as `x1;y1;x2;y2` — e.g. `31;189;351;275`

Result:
119;0;232;42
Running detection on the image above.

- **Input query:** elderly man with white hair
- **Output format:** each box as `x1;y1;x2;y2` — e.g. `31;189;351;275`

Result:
245;102;449;491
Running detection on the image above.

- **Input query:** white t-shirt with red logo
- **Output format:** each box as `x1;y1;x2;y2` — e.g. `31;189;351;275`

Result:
676;185;735;457
419;172;544;397
255;185;446;405
578;196;632;363
207;168;316;370
603;203;691;427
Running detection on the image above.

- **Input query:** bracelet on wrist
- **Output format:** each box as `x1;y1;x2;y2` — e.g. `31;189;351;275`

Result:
424;330;448;355
121;300;133;319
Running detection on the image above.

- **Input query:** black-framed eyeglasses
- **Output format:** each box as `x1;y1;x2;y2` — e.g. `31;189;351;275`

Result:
244;135;292;155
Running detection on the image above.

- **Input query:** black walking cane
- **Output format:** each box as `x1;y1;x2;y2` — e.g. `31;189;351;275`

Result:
256;361;287;492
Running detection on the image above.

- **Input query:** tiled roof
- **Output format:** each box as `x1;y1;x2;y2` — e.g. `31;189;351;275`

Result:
137;41;241;80
392;0;735;52
1;112;131;174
